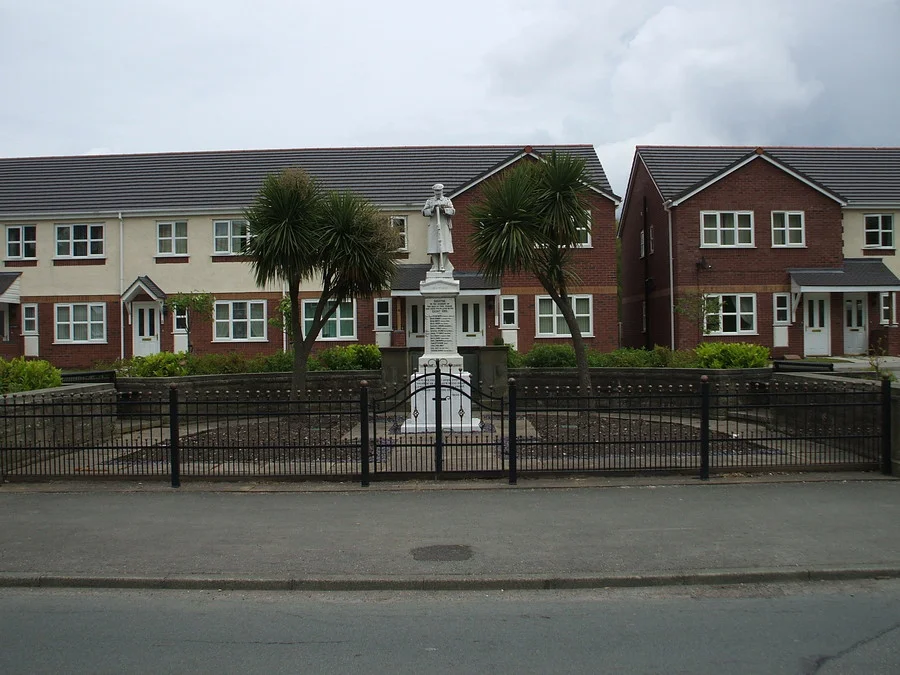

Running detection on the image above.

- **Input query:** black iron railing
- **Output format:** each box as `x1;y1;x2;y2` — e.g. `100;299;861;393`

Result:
0;376;891;485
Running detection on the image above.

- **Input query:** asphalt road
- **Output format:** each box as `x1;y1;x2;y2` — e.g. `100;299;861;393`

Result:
3;581;899;674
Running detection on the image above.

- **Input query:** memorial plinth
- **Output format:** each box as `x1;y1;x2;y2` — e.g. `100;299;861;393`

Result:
399;270;481;433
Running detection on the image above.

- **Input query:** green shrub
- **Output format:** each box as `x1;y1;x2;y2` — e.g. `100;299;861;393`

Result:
507;347;525;369
588;348;665;368
256;350;294;372
184;352;250;375
522;344;576;368
694;342;770;369
0;357;63;393
127;352;189;377
316;344;382;371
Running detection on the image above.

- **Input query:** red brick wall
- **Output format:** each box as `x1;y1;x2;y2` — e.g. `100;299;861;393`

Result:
668;157;844;354
451;172;619;354
620;158;673;349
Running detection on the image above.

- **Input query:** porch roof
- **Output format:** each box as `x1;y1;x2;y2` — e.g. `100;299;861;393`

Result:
121;275;166;303
0;272;22;304
788;259;900;293
390;264;501;296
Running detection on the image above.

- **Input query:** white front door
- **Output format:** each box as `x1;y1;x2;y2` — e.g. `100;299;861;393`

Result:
132;302;160;357
843;293;868;355
803;293;830;356
457;298;485;347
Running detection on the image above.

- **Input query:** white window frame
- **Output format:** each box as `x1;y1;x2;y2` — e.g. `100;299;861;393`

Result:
22;303;38;335
213;219;251;254
648;224;655;255
390;216;408;252
54;302;107;343
773;293;791;326
639;230;645;259
6;225;36;259
700;211;754;248
55;223;105;258
500;295;518;329
173;307;188;334
865;214;894;249
705;293;757;335
535;294;593;337
880;292;896;325
213;300;267;342
157;220;188;256
302;299;357;341
374;298;392;331
771;211;805;247
575;210;592;248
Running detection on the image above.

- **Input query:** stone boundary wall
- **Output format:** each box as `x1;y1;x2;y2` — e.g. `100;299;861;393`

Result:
1;384;117;476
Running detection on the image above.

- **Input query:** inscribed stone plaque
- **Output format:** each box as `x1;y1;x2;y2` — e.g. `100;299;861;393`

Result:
427;297;456;353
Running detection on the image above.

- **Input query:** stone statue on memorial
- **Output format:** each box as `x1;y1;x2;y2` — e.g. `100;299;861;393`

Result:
423;183;455;273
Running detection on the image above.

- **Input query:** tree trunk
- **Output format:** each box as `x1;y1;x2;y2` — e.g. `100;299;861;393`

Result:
558;300;592;395
288;279;308;402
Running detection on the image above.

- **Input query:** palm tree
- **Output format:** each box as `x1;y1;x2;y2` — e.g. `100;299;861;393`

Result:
470;151;595;394
245;168;399;398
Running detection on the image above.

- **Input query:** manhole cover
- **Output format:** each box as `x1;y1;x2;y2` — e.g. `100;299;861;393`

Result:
410;544;474;561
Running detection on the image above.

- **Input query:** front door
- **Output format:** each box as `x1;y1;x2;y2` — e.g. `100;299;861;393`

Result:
457;298;485;347
406;300;425;348
132;302;160;357
843;293;868;355
803;293;830;356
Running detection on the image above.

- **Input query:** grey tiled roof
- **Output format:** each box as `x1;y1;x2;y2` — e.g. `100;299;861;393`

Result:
0;272;21;295
638;146;900;205
391;264;498;291
788;259;900;289
0;145;617;217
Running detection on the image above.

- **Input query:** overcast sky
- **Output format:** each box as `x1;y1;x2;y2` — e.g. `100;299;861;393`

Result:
2;0;898;195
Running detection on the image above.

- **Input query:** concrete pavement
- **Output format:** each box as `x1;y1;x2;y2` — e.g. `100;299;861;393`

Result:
1;474;899;590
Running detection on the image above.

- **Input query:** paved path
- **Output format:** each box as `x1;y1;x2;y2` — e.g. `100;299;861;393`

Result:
1;475;899;590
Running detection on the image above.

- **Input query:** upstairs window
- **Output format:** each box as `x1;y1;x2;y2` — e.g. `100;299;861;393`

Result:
639;230;645;258
574;210;592;247
157;221;188;255
213;219;250;254
648;224;655;254
6;225;36;259
701;211;754;247
865;214;894;248
56;224;104;258
390;216;408;251
771;211;805;247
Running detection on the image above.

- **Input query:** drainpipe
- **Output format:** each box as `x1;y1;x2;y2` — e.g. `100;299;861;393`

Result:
119;211;125;360
666;204;675;350
642;196;651;350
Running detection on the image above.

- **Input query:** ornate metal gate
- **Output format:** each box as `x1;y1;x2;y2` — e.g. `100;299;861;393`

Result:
362;362;508;480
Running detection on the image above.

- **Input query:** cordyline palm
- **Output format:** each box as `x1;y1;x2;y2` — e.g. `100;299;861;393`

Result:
246;168;399;399
470;151;595;394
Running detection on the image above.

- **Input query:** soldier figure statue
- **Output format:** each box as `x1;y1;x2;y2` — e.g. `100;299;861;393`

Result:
423;183;455;273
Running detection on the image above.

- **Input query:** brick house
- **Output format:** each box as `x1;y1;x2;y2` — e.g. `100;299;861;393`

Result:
619;146;900;357
0;145;619;369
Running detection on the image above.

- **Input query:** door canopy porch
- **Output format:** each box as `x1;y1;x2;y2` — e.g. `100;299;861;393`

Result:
121;276;167;323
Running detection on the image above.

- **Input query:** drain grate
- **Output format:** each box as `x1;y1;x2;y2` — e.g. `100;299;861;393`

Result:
410;544;474;561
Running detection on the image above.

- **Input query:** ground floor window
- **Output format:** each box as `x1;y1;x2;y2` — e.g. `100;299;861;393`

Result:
55;303;106;343
773;293;791;325
22;303;38;334
881;292;896;325
214;300;266;341
705;294;756;335
374;298;391;331
536;295;592;337
500;296;518;328
303;299;356;340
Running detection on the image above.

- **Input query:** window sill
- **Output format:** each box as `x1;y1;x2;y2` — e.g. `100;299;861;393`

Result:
707;333;759;337
53;341;108;345
211;255;252;263
4;259;38;267
699;245;756;249
771;244;807;249
155;255;190;263
53;258;106;266
535;334;595;339
311;337;358;342
863;248;895;256
212;338;269;343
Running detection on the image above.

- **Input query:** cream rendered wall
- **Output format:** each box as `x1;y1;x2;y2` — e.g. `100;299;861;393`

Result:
842;208;900;277
13;218;120;297
12;207;431;301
